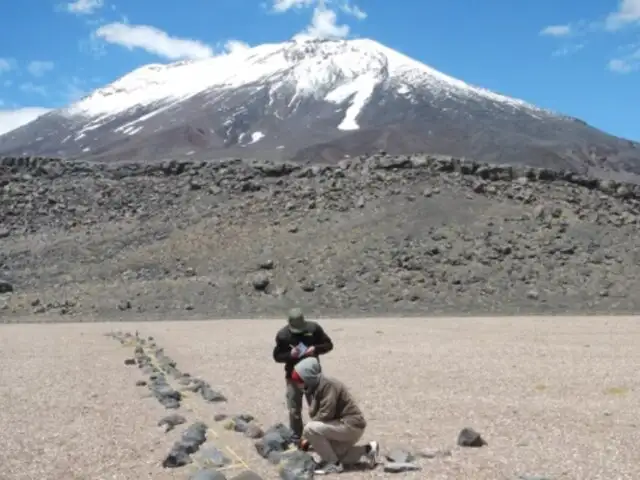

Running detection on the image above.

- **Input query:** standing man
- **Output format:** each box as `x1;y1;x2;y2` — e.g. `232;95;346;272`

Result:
272;308;334;445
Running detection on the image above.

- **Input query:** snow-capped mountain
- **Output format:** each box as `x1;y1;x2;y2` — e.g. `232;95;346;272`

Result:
1;37;639;175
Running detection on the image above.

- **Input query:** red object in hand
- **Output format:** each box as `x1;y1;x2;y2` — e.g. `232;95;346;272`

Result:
291;370;304;386
299;438;310;451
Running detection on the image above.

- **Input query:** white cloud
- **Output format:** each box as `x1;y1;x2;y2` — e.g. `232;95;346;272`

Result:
608;47;640;73
0;107;51;136
27;60;55;77
272;0;314;12
339;1;366;20
66;0;104;15
20;83;48;96
223;40;251;54
539;24;573;37
271;0;366;39
552;43;585;57
94;23;215;60
0;58;15;74
605;0;640;30
300;4;350;39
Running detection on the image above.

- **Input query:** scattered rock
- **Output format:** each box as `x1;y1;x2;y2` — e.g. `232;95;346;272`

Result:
259;259;275;270
254;423;296;459
0;280;13;294
135;380;147;387
383;462;422;473
162;421;208;468
251;273;270;292
385;449;415;463
457;427;487;447
201;386;227;403
149;376;182;409
7;154;640;320
277;450;315;480
158;413;187;432
196;446;231;468
124;358;136;365
244;423;265;439
117;300;132;311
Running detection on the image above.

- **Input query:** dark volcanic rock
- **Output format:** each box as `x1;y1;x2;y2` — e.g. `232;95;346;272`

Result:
254;423;296;459
3;154;640;321
0;280;13;294
277;450;315;480
158;413;187;432
163;421;208;468
457;427;487;447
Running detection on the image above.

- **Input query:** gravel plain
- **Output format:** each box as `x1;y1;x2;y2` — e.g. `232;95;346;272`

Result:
1;315;640;480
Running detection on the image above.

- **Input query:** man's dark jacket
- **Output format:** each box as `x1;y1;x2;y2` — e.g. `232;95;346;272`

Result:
272;321;333;379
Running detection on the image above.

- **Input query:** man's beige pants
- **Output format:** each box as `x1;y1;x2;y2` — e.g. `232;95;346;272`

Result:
303;420;367;465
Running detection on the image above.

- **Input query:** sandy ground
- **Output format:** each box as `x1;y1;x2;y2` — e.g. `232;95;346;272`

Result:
1;316;640;480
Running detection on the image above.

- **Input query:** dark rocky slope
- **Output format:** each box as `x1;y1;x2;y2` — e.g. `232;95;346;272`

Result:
1;154;640;321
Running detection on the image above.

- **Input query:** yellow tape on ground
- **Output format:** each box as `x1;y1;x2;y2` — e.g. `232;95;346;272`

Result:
123;339;258;475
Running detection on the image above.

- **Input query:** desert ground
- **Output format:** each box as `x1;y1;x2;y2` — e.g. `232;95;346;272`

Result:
1;315;639;480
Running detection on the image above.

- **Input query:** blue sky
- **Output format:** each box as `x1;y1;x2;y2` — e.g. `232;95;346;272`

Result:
0;0;639;139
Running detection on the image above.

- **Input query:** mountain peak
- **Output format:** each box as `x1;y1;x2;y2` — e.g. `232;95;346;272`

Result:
1;37;638;179
61;37;544;121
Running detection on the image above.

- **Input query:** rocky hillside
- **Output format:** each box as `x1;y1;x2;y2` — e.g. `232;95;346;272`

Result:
1;153;640;321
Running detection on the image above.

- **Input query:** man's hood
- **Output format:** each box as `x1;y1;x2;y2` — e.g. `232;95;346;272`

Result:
293;357;322;389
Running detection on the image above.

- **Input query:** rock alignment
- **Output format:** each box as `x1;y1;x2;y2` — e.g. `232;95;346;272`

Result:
4;153;640;319
106;330;552;479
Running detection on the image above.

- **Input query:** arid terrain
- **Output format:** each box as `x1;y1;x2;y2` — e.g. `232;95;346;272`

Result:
3;154;640;479
1;316;639;480
3;154;640;321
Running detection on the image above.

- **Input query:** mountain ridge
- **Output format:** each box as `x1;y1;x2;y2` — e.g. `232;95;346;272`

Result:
0;37;638;178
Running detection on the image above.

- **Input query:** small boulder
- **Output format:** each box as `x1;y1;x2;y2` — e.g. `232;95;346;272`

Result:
158;414;187;432
0;280;13;294
252;273;270;291
385;449;414;464
244;423;264;439
196;446;231;468
277;450;315;480
457;427;487;447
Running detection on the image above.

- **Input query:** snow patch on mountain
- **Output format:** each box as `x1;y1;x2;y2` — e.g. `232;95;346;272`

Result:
61;37;549;132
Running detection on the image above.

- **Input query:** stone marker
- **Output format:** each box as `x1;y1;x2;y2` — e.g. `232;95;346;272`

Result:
277;450;315;480
196;446;231;468
254;423;296;459
162;422;208;468
158;413;187;432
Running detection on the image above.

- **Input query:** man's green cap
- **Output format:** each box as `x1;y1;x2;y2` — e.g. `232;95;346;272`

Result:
287;308;308;333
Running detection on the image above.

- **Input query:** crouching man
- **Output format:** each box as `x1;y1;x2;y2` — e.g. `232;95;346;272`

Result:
291;356;379;474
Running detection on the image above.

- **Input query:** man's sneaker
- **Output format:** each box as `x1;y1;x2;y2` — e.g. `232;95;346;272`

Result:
365;441;379;467
314;462;344;474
